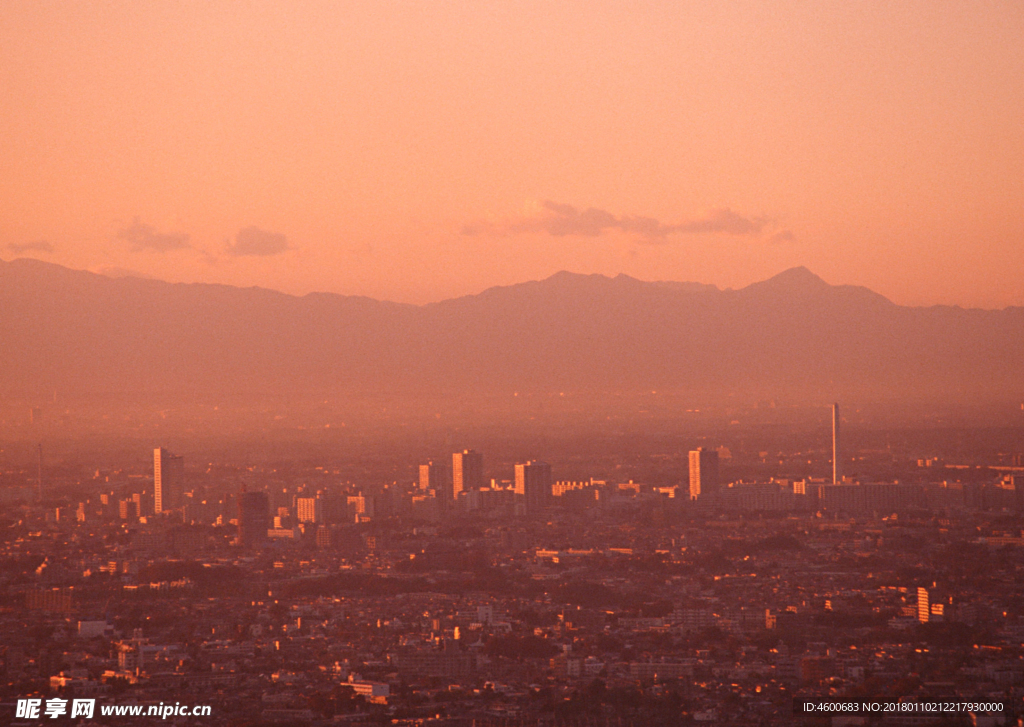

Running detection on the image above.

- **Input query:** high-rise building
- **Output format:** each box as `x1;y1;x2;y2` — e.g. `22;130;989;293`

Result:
315;525;333;550
238;488;270;547
131;492;150;517
917;586;929;623
119;498;138;522
452;450;483;500
420;460;453;510
347;495;372;519
1013;475;1024;513
296;496;323;524
515;461;552;515
420;461;450;491
153;448;184;514
832;403;841;485
688;448;719;500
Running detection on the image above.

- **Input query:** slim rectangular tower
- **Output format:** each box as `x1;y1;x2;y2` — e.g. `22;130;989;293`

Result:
452;450;483;500
153;447;184;514
832;403;841;485
37;444;43;503
688;448;719;500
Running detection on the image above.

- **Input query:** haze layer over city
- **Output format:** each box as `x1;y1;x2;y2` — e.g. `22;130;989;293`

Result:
2;3;1024;726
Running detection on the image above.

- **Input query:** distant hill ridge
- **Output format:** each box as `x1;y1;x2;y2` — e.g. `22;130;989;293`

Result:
2;257;1022;400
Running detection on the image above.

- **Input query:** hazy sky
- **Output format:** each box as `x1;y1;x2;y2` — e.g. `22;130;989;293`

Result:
2;2;1022;307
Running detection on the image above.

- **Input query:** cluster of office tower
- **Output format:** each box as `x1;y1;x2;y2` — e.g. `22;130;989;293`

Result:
419;450;552;515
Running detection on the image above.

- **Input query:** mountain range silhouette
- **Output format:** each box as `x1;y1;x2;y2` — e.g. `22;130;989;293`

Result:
2;258;1021;403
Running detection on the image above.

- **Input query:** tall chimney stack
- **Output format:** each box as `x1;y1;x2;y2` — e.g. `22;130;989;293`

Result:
37;443;44;502
832;403;841;484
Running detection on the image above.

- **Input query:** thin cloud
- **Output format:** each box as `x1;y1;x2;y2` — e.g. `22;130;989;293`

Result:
92;265;155;280
464;200;769;241
118;217;191;252
226;226;291;256
768;229;797;244
7;240;55;254
671;208;767;235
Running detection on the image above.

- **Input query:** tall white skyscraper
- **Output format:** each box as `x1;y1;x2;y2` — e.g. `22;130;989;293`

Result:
153;447;183;514
688;448;719;500
832;403;841;485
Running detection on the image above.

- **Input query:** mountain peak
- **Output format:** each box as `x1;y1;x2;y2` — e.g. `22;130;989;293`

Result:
740;266;831;294
768;266;828;286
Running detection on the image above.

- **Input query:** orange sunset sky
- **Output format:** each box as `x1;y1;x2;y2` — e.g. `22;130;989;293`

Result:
2;2;1022;307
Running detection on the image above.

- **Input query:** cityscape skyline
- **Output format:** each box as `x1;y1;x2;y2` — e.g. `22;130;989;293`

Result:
5;421;1024;724
3;3;1023;723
